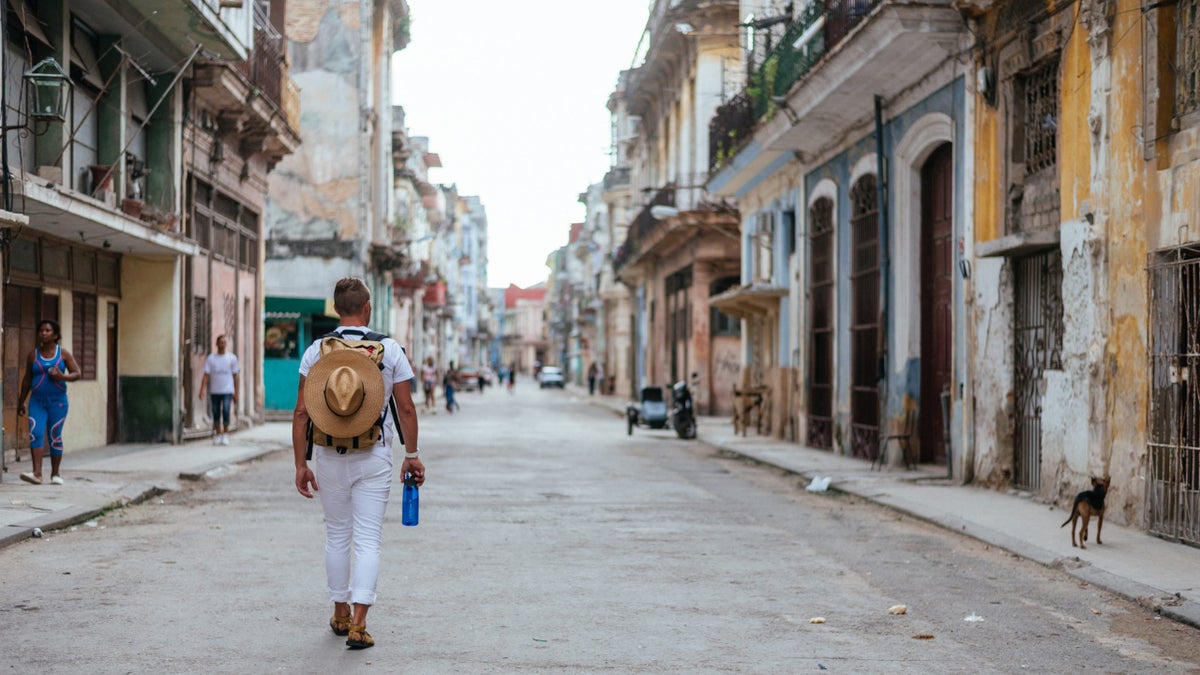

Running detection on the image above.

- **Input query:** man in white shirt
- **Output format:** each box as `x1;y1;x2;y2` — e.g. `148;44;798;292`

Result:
292;277;424;650
198;335;238;445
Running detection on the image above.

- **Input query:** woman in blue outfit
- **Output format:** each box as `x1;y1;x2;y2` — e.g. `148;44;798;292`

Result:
16;320;80;485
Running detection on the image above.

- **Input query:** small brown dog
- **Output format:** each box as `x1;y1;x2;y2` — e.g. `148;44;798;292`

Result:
1060;476;1110;549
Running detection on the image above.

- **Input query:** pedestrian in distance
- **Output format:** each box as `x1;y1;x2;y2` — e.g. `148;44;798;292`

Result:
588;361;599;396
292;277;424;650
420;356;438;412
507;361;516;393
16;320;80;485
199;334;239;445
443;361;459;413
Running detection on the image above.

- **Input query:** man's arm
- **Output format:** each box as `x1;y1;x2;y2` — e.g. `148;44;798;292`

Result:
393;378;425;486
232;371;239;404
293;376;318;498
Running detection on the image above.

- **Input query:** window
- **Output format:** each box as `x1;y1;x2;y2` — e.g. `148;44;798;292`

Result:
264;318;299;359
192;297;210;355
72;293;98;380
9;233;120;294
710;276;741;337
187;175;258;270
783;209;796;257
1180;0;1199;118
1020;59;1059;174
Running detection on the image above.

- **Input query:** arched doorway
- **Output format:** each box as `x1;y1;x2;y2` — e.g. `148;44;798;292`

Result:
850;175;880;459
919;142;953;463
807;197;835;450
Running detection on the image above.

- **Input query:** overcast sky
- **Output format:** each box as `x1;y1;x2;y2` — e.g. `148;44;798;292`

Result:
391;0;650;289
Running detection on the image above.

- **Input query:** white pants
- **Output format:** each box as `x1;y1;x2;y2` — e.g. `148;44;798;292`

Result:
314;446;393;606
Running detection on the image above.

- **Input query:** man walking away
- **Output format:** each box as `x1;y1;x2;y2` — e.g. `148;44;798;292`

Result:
292;277;424;650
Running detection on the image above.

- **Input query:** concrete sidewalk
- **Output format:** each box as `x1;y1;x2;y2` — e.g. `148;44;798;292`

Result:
574;385;1200;629
0;423;290;550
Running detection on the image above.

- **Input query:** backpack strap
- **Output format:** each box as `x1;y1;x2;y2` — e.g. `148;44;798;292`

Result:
389;396;404;446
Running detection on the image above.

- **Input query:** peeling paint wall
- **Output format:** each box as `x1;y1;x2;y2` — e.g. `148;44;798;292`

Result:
269;1;371;301
968;0;1200;534
970;256;1015;486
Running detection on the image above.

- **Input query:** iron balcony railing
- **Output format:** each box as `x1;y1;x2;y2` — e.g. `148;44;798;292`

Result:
236;5;287;113
613;184;675;272
708;0;881;172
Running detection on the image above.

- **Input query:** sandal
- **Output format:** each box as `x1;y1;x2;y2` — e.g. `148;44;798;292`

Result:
346;623;374;649
329;613;351;636
19;472;42;485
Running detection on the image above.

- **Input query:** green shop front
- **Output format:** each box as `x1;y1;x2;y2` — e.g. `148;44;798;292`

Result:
263;297;339;411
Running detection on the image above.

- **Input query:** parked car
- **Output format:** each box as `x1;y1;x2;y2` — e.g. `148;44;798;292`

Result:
457;364;482;391
539;366;565;388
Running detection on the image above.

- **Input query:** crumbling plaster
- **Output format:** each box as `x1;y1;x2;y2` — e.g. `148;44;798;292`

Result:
971;256;1014;487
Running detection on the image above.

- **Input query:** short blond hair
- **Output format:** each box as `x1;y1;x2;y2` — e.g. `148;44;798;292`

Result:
333;277;370;316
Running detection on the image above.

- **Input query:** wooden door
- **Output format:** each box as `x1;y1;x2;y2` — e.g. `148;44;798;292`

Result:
4;288;58;451
807;198;835;449
850;176;880;459
919;143;954;463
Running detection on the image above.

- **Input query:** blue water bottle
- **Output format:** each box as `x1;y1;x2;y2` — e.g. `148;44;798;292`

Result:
402;473;419;526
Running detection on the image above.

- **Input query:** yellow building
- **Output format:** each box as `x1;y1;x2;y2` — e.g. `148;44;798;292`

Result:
967;0;1200;544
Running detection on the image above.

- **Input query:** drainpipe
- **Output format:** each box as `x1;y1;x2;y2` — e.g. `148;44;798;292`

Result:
874;95;891;459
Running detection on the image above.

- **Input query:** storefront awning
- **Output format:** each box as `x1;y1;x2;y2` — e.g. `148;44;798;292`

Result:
708;282;788;319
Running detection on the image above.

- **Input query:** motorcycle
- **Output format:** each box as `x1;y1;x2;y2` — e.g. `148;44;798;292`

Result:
671;375;697;440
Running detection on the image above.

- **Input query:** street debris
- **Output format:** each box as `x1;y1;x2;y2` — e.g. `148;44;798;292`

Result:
809;617;826;624
806;476;832;492
913;634;935;640
889;605;907;615
31;528;43;538
1091;608;1101;615
963;613;985;623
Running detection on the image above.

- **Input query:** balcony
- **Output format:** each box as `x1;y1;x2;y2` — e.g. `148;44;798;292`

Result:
603;167;631;192
193;6;300;168
614;184;738;274
124;0;253;62
708;0;964;190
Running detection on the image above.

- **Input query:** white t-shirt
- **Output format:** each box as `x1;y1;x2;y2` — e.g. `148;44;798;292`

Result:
299;326;414;450
203;352;239;395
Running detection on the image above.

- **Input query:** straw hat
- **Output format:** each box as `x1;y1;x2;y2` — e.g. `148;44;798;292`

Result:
305;351;385;438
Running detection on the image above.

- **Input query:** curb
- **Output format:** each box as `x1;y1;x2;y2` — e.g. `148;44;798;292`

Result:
580;394;1200;631
0;445;284;552
707;440;1200;631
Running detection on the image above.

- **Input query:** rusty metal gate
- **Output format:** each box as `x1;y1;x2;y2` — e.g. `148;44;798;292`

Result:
1148;246;1200;546
808;197;835;449
850;176;880;459
1012;250;1063;490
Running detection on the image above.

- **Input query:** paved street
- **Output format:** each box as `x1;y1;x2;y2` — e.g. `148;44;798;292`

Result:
2;382;1199;673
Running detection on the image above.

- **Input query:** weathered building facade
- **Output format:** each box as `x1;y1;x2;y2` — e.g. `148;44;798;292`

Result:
501;283;547;375
599;84;637;398
966;0;1200;543
613;0;743;417
2;0;296;448
708;0;969;459
263;0;409;410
